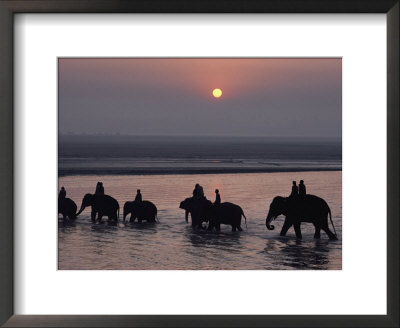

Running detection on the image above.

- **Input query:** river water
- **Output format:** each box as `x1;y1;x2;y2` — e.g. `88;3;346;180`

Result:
58;171;341;270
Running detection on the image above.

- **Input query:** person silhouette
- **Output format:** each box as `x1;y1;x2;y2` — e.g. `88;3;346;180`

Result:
192;184;199;198
299;180;306;196
59;186;66;200
197;184;204;198
290;181;298;197
193;183;204;199
214;189;221;205
135;189;142;202
95;182;104;195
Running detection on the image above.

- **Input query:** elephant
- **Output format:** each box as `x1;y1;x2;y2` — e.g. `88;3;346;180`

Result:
76;193;119;222
58;197;77;220
123;200;158;223
179;197;212;229
265;195;337;240
179;197;247;232
207;202;247;232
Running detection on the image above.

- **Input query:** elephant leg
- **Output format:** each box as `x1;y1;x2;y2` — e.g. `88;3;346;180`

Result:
97;213;104;222
313;224;321;239
138;218;142;223
216;224;221;232
207;221;213;231
130;215;135;223
280;220;292;236
322;226;338;240
293;222;302;239
237;226;243;231
232;225;236;232
193;218;202;229
91;209;96;222
110;212;117;222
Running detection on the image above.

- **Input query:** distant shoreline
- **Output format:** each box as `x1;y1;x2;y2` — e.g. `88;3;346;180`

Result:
58;167;342;177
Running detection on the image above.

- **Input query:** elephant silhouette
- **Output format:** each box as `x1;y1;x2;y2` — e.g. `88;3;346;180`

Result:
180;197;247;232
58;197;77;220
179;197;212;229
123;200;158;223
77;193;119;222
207;202;247;232
265;195;337;240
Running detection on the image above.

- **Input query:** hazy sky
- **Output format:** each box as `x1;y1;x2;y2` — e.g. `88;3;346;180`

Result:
59;58;341;138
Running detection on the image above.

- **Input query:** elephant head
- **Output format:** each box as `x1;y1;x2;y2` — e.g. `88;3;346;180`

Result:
265;196;287;230
123;201;140;221
76;193;94;216
179;198;193;222
180;197;212;226
123;202;131;221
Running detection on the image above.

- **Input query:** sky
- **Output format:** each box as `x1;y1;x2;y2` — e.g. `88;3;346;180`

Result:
59;58;341;138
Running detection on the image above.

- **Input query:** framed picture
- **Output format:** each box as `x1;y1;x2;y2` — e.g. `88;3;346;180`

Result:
58;57;343;271
0;0;398;327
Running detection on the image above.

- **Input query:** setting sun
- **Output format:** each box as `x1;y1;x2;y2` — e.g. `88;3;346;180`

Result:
212;88;222;98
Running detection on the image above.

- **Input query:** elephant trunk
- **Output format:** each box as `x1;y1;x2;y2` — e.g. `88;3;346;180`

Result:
76;204;85;216
265;212;275;230
122;206;125;221
185;210;189;223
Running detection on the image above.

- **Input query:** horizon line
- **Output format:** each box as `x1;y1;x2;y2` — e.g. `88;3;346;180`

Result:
59;133;341;139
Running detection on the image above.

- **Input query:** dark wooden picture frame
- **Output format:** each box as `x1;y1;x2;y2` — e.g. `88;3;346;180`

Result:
0;1;398;327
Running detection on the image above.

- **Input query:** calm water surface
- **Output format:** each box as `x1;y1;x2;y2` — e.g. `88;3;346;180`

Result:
58;171;342;270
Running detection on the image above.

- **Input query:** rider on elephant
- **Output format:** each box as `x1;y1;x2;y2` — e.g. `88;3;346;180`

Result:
135;189;142;202
290;181;298;198
95;182;104;195
299;180;306;196
59;186;66;200
214;189;221;205
192;183;204;199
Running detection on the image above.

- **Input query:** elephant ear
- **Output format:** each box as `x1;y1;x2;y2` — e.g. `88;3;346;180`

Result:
277;197;287;206
280;197;289;215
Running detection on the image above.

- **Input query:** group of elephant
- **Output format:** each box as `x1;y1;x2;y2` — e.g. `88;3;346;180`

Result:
58;193;157;223
58;192;338;240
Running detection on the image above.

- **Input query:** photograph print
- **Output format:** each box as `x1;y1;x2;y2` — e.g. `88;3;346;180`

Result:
58;58;342;270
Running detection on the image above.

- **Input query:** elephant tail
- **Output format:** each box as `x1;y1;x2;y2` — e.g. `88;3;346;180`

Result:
329;208;337;237
241;210;248;229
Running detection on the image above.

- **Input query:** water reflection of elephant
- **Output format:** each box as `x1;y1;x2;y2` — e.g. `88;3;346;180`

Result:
264;239;330;269
265;195;337;240
123;200;157;223
77;193;119;222
187;229;241;249
58;198;77;220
